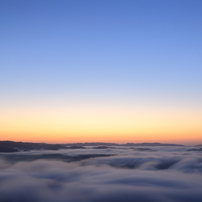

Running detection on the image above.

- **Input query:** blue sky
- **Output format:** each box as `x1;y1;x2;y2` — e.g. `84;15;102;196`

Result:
1;0;201;103
0;0;201;143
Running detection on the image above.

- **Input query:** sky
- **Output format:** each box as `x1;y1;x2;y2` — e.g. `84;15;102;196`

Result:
0;0;202;144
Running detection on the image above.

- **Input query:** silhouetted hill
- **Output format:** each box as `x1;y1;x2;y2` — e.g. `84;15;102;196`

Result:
68;142;184;147
0;141;67;152
0;141;184;152
124;142;184;147
67;142;118;146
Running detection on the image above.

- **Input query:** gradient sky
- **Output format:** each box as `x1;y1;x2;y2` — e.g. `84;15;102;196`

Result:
0;0;202;144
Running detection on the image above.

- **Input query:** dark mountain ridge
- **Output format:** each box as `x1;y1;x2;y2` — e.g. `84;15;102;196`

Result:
0;141;67;152
0;141;184;152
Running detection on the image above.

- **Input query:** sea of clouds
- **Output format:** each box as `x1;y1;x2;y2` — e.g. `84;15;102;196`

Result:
0;146;202;202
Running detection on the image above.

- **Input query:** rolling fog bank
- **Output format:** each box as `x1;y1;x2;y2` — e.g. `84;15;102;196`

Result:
0;144;202;202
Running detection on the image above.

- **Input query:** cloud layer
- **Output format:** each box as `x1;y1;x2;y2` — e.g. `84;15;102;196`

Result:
0;146;202;202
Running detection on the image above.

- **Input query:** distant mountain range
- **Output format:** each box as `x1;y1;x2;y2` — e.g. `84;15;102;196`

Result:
0;141;185;152
68;142;184;147
0;141;67;152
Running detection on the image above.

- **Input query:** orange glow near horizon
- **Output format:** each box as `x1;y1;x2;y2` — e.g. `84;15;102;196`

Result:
0;103;201;145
